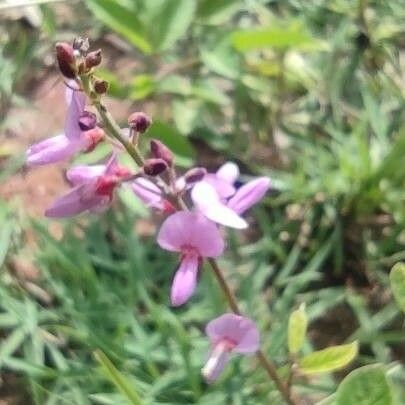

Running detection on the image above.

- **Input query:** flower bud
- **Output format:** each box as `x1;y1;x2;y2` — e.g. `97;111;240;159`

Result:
85;49;102;69
128;112;152;133
150;139;173;167
184;167;207;184
55;42;77;79
78;111;97;131
94;79;109;95
143;158;168;176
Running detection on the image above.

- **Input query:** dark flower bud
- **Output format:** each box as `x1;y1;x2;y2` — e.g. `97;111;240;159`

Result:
128;112;152;133
55;42;77;79
85;49;102;69
184;167;207;184
150;139;173;167
78;111;97;131
94;79;109;95
143;158;168;176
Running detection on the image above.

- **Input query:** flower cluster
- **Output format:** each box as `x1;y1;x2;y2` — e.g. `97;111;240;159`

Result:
26;40;271;383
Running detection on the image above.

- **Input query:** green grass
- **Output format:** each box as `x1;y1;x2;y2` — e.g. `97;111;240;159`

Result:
1;0;404;403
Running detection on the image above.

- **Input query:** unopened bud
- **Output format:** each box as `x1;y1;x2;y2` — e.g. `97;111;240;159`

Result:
143;158;168;176
150;139;173;167
55;42;77;79
85;49;102;69
78;111;97;131
128;112;152;133
94;79;109;94
184;167;207;184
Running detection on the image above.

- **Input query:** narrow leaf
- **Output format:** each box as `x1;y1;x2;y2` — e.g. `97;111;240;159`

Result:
299;341;358;374
94;350;144;405
288;303;307;354
390;262;405;313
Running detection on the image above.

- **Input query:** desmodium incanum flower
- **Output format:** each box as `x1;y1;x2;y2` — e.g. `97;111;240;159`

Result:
157;211;225;306
45;155;130;218
26;86;103;166
202;313;260;383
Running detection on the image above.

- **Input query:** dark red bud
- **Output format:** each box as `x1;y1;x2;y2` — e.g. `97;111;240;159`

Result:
85;49;102;69
150;139;173;167
55;42;77;79
184;167;207;184
128;112;152;133
78;111;97;131
94;79;109;94
143;158;168;176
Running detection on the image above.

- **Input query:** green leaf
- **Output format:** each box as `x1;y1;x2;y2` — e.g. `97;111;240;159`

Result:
94;350;144;405
87;0;152;54
197;0;240;24
129;74;156;100
232;21;326;52
335;364;393;405
145;121;195;161
200;35;240;79
390;262;405;313
149;0;196;50
299;341;358;374
288;303;307;354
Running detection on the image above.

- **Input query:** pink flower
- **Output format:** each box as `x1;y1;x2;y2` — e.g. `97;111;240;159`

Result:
45;155;130;218
26;86;103;166
131;178;175;214
191;176;271;229
157;211;225;306
202;313;260;383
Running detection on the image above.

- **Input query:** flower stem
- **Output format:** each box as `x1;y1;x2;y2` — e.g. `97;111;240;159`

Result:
84;83;296;405
208;259;296;405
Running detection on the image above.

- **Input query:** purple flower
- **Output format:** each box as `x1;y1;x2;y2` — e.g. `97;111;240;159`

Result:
191;176;271;229
131;178;175;213
157;211;225;306
45;155;130;218
26;87;103;166
202;313;260;383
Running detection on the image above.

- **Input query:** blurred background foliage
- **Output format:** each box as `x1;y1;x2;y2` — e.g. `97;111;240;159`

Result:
0;0;404;403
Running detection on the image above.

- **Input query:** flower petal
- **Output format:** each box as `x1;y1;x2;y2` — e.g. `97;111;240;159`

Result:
45;184;103;218
171;254;199;306
216;162;240;184
66;165;106;185
206;313;260;354
192;182;247;229
201;343;230;383
26;135;83;166
65;89;85;140
203;175;235;199
227;177;271;214
132;177;163;208
157;211;225;256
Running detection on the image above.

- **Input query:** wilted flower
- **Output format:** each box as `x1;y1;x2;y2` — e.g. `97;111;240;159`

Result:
26;86;103;166
202;313;260;383
157;211;225;306
45;155;130;217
